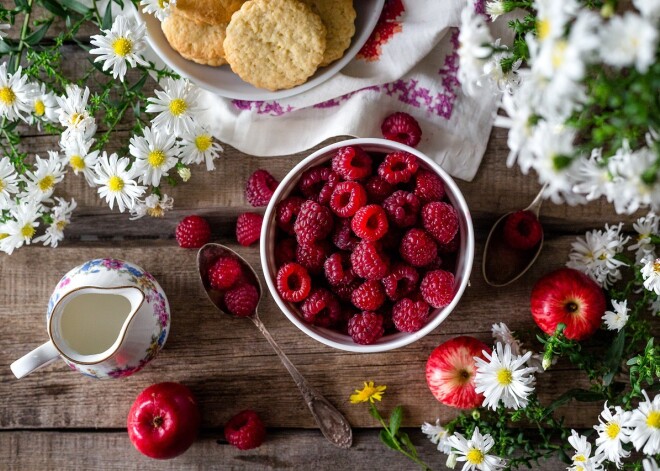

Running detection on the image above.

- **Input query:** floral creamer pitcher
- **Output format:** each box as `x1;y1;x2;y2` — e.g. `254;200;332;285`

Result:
10;259;170;380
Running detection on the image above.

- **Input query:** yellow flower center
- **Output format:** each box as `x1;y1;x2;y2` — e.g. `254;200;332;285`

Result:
158;0;167;7
605;422;620;439
552;40;567;69
112;37;133;57
69;155;86;171
56;220;67;231
148;150;166;167
0;86;16;105
169;98;187;116
38;175;55;191
70;112;84;126
21;224;35;239
574;454;587;462
466;448;484;465
537;19;551;40
34;99;45;116
0;179;5;192
0;233;8;239
195;134;212;152
647;411;660;429
496;368;513;386
108;175;124;192
147;206;164;218
653;260;660;273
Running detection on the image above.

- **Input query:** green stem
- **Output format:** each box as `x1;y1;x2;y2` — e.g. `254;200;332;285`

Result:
10;0;34;72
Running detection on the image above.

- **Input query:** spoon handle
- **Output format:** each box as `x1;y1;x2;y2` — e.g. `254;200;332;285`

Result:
524;182;549;216
250;313;353;449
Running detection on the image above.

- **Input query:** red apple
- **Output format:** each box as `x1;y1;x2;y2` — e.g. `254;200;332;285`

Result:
530;267;606;341
127;382;201;459
426;336;490;409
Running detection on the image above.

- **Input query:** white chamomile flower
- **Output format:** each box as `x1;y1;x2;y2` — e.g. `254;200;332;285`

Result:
600;12;658;73
0;155;20;207
28;82;59;126
129;125;179;187
0;23;10;40
457;6;494;96
446;427;505;471
607;144;660;215
641;257;660;295
22;151;66;202
0;63;33;122
129;193;174;220
55;85;96;145
90;15;148;82
421;419;451;454
178;124;223;171
629;213;659;263
62;137;100;187
534;0;579;42
485;1;506;21
490;323;545;370
572;148;614;202
629;391;660;455
602;300;629;332
34;197;76;248
93;152;145;213
141;0;176;21
644;458;659;471
146;78;203;135
594;402;632;468
0;200;42;255
634;0;660;20
568;430;605;471
493;83;536;169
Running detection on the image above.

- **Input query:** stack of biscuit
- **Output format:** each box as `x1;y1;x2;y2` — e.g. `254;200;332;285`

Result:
161;0;356;91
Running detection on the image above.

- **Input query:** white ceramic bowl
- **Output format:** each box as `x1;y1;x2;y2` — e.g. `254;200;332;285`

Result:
138;0;385;100
260;138;475;352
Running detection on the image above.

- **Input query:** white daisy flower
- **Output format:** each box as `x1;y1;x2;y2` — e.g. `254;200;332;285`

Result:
90;15;148;82
457;6;494;96
34;197;76;248
129;125;179;187
0;200;42;255
421;419;451;454
608;144;659;215
446;427;505;471
534;0;579;42
28;82;59;126
629;391;660;455
146;78;203;135
177;166;191;182
0;23;10;40
634;0;660;20
494;83;536;170
485;1;506;21
599;12;658;73
644;458;659;471
0;156;20;207
141;0;176;21
93;152;145;212
0;63;33;122
178;124;223;171
474;342;536;410
22;151;66;202
572;148;614;202
62;137;100;187
629;213;659;263
55;84;97;145
602;300;629;332
568;430;605;471
481;40;521;94
594;402;632;468
491;322;543;370
129;193;174;220
641;257;660;295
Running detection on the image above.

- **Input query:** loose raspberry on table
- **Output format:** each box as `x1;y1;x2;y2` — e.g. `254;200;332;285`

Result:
330;181;368;218
175;215;211;248
294;200;334;245
381;263;419;301
420;270;455;308
331;146;372;180
399;228;437;267
383;190;420;227
296;240;331;274
364;175;394;203
413;169;445;203
381;112;422;148
208;256;243;291
347;311;385;345
236;212;263;247
245;169;279;207
503;210;543;250
275;196;305;235
300;288;341;327
276;262;312;303
392;297;429;333
275;238;297;267
224;410;266;450
422;202;459;245
378;151;418;184
225;283;259;317
332;218;359;251
351;279;386;311
351;240;390;280
324;252;355;286
351;204;389;242
298;166;339;204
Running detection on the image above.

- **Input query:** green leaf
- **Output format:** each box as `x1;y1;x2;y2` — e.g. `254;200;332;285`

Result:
59;0;92;14
379;429;398;452
389;406;403;437
24;21;52;46
129;73;148;93
102;1;114;30
368;404;381;421
399;432;418;458
0;38;17;53
40;0;67;16
603;329;626;386
549;388;606;411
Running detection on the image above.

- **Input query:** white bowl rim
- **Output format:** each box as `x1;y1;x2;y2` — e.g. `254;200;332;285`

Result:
260;138;475;353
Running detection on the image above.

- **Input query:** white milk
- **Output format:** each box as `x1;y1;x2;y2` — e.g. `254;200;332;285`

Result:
59;293;132;356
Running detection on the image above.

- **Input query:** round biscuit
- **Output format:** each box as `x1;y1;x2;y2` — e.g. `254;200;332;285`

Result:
162;12;228;66
300;0;356;67
173;0;246;25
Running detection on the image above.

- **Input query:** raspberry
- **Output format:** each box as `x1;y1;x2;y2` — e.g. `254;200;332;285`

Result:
503;210;543;250
351;204;389;241
175;215;211;248
364;175;394;203
399;228;437;267
294;200;334;245
378;151;418;184
383;190;420;227
236;212;263;246
381;112;422;148
276;196;305;235
296;240;331;274
245;169;279;207
275;238;297;267
330;181;367;218
225;284;259;317
392;297;429;333
298;166;339;204
224;410;266;450
437;234;460;254
381;263;419;301
324;252;355;286
350;241;390;280
209;256;242;291
331;146;372;180
276;262;312;302
333;278;362;302
351;279;386;311
413;169;445;203
300;288;341;327
332;218;359;251
420;270;455;308
347;311;384;345
422;202;459;244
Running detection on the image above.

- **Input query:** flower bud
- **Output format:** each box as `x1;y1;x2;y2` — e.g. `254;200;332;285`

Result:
471;410;481;420
446;453;458;469
178;167;191;182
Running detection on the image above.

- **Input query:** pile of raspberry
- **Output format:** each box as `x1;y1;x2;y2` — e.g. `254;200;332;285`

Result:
272;145;460;345
206;253;260;317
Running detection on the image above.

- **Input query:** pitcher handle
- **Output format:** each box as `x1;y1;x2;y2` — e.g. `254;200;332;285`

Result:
10;341;60;379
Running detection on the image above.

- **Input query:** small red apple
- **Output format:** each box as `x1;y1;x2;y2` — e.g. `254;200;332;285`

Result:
426;336;490;409
530;267;606;341
127;382;201;459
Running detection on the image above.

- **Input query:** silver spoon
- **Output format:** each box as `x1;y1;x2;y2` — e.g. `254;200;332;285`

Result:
482;183;547;287
197;243;353;449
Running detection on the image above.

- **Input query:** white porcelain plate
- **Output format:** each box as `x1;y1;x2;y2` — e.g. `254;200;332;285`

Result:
138;0;385;100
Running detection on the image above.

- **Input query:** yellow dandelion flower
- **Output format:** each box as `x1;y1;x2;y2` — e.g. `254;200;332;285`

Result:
350;381;386;404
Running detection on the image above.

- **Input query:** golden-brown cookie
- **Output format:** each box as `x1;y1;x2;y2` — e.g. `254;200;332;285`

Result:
162;12;228;67
223;0;327;91
173;0;246;25
300;0;356;67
